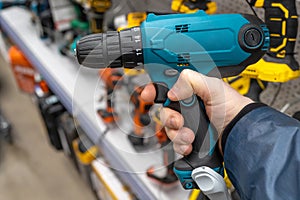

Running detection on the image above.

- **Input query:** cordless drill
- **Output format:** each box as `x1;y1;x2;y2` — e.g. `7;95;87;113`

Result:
76;11;270;189
242;0;299;82
224;0;299;101
223;75;268;101
114;12;148;32
85;0;111;33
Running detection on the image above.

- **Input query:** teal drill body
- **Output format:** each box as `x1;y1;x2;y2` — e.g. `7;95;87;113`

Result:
140;11;269;90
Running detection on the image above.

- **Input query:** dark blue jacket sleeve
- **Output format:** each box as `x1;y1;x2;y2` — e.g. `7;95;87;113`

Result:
223;105;300;200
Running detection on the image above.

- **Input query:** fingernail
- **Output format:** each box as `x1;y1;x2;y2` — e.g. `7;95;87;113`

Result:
169;117;177;128
168;90;176;99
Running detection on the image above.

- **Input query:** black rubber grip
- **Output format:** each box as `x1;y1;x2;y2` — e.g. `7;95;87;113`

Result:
76;32;122;68
154;83;223;189
154;83;169;103
172;95;222;171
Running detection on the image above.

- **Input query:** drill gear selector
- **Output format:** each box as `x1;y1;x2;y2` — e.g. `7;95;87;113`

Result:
76;11;269;190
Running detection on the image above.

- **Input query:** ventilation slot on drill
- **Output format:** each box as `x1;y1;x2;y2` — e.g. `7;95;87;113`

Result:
177;53;190;66
175;24;190;33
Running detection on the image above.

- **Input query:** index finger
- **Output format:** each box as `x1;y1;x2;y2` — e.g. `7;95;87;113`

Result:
141;83;156;102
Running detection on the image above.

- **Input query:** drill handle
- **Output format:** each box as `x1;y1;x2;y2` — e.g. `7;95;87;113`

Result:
154;84;223;189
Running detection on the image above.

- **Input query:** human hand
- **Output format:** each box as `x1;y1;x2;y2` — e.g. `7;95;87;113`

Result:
141;69;253;156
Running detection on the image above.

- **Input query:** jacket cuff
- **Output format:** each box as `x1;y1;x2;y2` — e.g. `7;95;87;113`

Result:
221;102;267;154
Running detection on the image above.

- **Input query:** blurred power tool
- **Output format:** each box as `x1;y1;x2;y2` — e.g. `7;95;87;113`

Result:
242;0;299;82
57;112;79;170
84;0;111;33
97;68;123;124
73;129;98;188
59;1;89;57
35;90;66;150
9;46;37;94
31;0;78;42
223;76;268;101
146;109;178;185
0;110;12;145
0;0;32;9
34;74;66;151
114;12;147;32
127;85;153;146
59;32;87;58
34;73;50;97
224;0;299;102
172;0;217;14
0;109;12;166
30;0;55;41
76;11;269;198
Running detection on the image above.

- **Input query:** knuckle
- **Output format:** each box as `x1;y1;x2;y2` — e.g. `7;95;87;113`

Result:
165;128;177;141
173;144;184;155
181;131;194;144
181;69;191;79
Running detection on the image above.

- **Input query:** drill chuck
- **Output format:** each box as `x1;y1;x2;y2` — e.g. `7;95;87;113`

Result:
76;28;143;69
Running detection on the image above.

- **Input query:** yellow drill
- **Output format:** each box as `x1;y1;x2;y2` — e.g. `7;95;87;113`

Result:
172;0;217;14
85;0;111;33
225;0;299;101
243;0;299;82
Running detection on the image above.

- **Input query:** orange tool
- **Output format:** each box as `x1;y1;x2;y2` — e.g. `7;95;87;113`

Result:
97;68;123;124
9;46;37;94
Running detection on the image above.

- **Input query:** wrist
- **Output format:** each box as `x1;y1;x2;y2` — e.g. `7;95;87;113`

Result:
218;102;267;157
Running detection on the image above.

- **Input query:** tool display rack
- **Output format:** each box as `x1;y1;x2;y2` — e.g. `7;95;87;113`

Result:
0;6;191;200
2;0;300;199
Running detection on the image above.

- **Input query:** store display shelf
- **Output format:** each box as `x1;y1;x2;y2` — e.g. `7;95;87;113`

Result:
0;7;189;200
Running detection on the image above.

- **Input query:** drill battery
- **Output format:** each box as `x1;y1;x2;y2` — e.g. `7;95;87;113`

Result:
36;91;66;150
73;131;98;190
57;112;79;170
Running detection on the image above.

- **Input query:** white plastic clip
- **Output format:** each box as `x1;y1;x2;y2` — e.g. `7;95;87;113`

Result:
192;166;232;200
